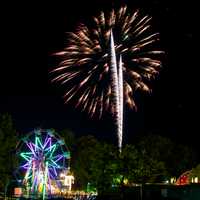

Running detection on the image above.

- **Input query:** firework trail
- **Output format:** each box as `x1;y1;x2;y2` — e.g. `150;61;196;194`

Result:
51;5;163;149
118;55;123;151
110;30;123;150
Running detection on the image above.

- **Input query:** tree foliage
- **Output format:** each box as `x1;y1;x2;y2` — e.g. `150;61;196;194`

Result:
118;144;167;184
190;164;200;179
72;135;99;190
59;128;76;152
68;133;198;192
89;143;118;193
0;113;17;191
69;135;174;192
136;134;196;177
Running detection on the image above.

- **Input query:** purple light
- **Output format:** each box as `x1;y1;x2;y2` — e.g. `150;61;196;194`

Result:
17;129;70;198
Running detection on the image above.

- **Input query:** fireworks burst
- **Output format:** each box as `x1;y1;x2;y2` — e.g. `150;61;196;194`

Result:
51;5;162;116
51;5;163;149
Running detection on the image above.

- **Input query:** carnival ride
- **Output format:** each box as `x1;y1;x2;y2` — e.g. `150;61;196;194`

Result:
16;129;70;199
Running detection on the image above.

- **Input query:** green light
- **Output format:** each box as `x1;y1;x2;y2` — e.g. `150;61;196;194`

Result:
35;136;43;150
50;144;57;158
37;137;43;149
18;129;70;199
58;139;64;145
24;167;31;180
20;152;32;161
43;162;48;200
64;152;70;158
35;136;38;151
51;160;60;168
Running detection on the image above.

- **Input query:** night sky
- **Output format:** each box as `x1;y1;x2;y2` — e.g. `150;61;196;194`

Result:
0;1;196;152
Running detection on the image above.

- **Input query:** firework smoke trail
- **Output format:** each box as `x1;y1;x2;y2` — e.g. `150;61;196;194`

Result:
110;31;121;150
118;55;123;151
110;31;124;151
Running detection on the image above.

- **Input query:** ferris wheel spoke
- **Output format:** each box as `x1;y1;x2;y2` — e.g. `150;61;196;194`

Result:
21;159;32;169
51;154;64;163
43;137;51;149
20;152;33;161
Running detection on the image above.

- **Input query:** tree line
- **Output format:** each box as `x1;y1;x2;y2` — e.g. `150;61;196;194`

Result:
60;129;198;193
0;113;199;194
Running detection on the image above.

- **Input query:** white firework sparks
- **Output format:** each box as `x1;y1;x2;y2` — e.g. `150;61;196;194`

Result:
51;5;163;150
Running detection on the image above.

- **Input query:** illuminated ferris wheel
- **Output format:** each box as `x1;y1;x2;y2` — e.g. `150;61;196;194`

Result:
16;129;70;199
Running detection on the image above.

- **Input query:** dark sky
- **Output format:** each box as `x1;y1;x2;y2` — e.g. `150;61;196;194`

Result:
0;1;196;150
